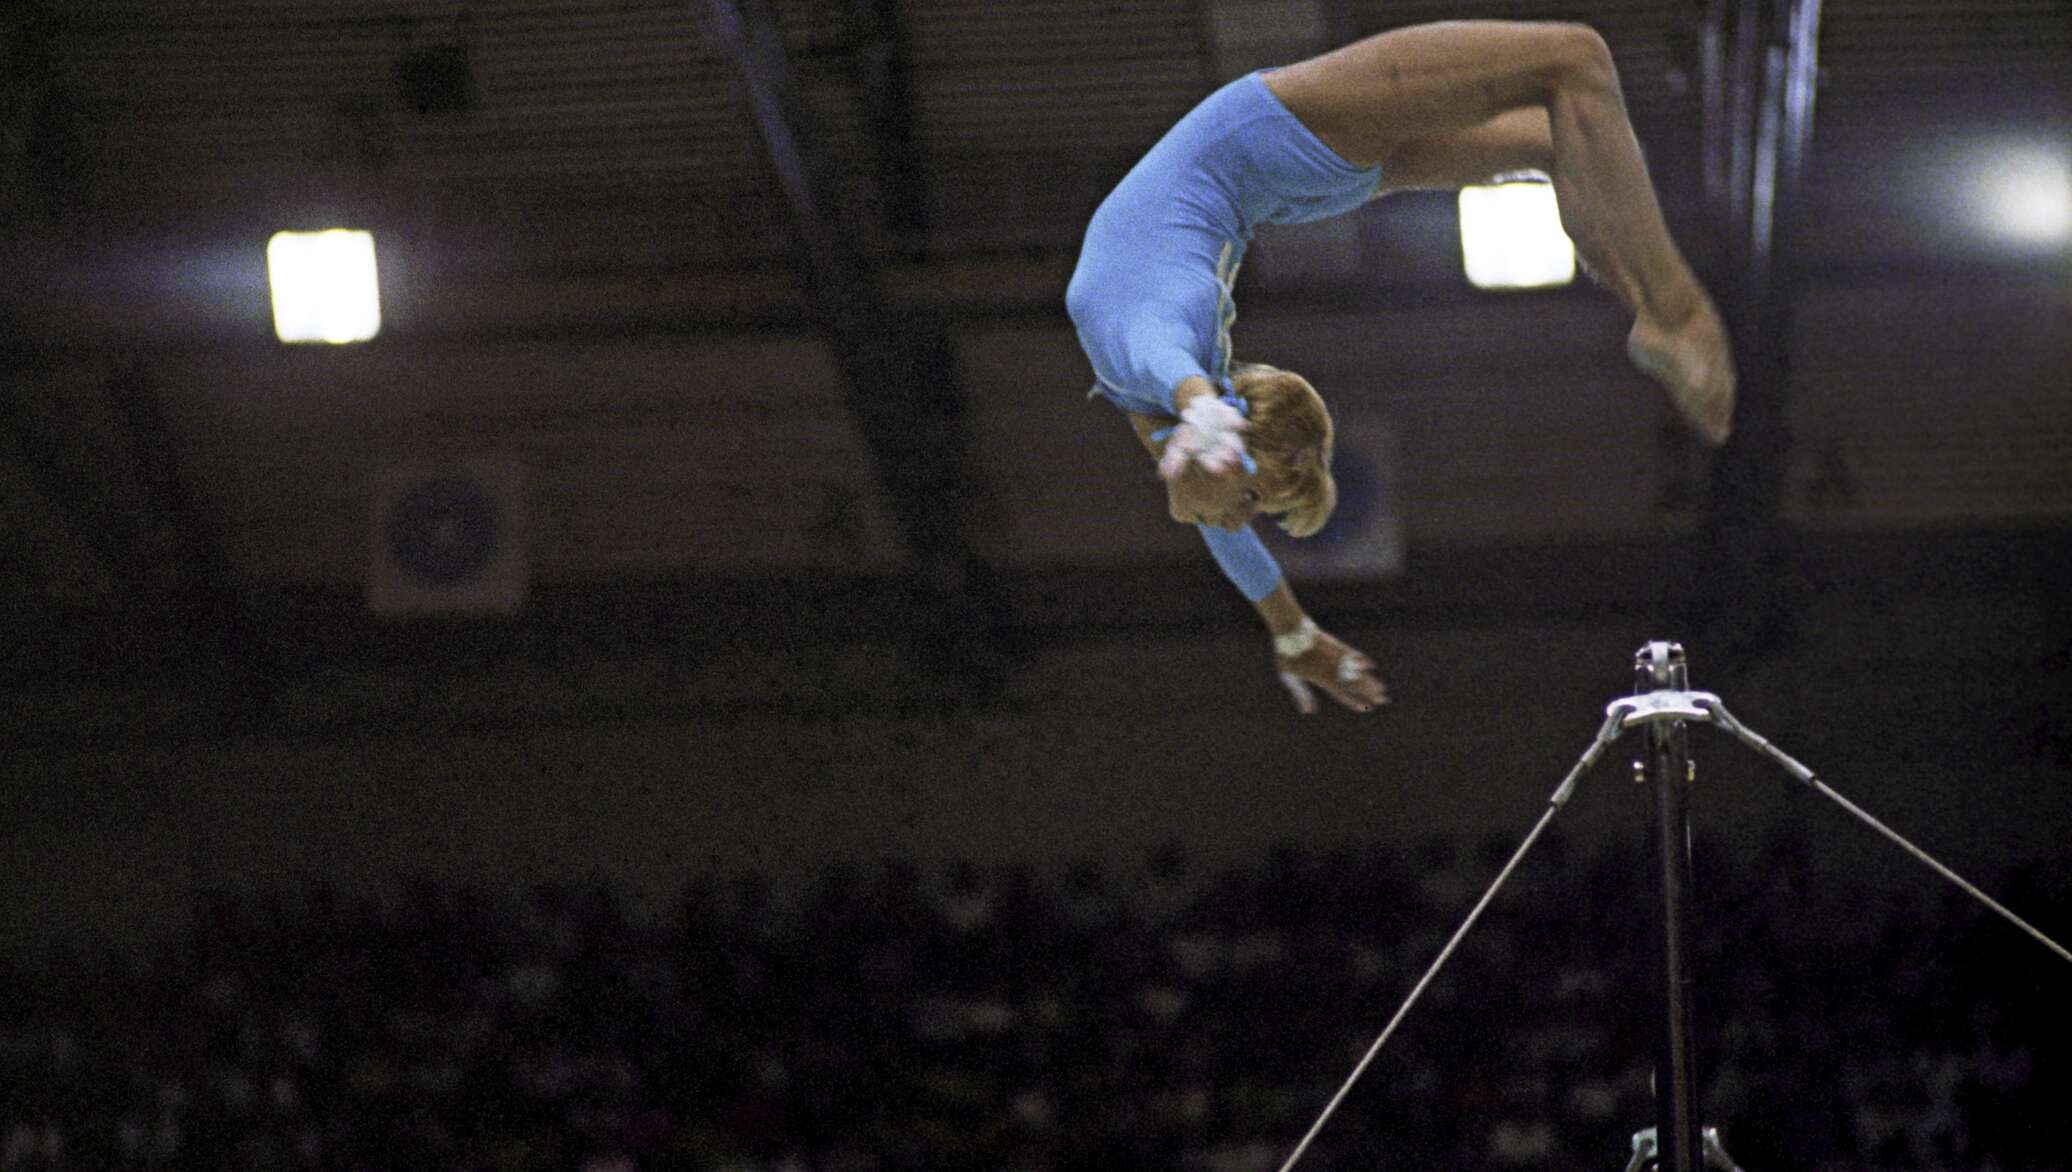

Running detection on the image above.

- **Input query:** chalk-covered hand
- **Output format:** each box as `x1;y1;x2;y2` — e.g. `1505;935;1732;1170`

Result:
1275;626;1389;715
1158;394;1251;481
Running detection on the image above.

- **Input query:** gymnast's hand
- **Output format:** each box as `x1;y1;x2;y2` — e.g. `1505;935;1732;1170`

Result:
1276;627;1390;715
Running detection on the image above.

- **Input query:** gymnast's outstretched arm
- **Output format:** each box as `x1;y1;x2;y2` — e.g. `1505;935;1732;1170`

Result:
1128;385;1389;716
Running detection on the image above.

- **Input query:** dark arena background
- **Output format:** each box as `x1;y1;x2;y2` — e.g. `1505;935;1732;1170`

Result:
2;1;2068;1169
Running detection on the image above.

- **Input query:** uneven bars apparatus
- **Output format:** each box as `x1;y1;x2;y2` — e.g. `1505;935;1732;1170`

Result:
1275;640;2071;1172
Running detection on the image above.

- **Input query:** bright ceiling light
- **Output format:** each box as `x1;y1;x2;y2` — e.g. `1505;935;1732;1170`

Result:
267;229;382;343
1970;145;2072;247
1459;181;1577;291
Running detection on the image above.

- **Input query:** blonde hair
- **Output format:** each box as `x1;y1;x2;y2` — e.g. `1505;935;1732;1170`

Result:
1230;362;1336;538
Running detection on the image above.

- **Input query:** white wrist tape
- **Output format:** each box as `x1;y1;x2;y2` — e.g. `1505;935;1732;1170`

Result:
1158;395;1252;481
1273;617;1319;659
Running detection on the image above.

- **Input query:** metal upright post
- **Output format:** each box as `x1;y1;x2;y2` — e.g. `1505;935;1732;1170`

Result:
1696;0;1825;656
702;0;1010;688
1636;641;1702;1172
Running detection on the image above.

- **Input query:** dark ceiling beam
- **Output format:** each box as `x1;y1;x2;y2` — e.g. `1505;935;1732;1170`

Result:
846;0;928;254
4;7;280;692
700;0;1010;688
1696;0;1824;654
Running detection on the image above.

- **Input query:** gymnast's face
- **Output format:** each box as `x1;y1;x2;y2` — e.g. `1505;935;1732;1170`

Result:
1166;458;1267;531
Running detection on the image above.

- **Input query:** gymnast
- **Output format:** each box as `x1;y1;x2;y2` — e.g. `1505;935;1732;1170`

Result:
1066;20;1736;715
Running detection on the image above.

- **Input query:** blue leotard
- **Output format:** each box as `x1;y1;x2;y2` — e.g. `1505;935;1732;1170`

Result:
1066;70;1381;601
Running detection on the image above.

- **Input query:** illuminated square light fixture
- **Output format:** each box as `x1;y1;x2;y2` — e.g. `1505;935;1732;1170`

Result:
267;229;381;343
1458;181;1577;290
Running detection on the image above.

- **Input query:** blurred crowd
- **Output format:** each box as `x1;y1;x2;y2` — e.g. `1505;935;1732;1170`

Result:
2;832;2064;1171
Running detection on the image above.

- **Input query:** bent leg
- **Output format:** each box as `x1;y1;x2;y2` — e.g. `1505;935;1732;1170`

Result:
1266;21;1735;443
1267;21;1605;159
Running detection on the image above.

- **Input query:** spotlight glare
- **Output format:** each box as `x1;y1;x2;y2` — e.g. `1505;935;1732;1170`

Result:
267;229;382;343
1971;145;2071;247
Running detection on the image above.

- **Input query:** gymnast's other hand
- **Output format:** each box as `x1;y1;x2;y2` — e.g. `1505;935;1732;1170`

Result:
1276;629;1389;715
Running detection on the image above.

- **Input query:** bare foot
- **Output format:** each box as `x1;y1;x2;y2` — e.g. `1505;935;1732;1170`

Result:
1628;306;1736;446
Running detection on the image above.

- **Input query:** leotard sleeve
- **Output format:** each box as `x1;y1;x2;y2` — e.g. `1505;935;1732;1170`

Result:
1199;522;1282;602
1064;289;1210;418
